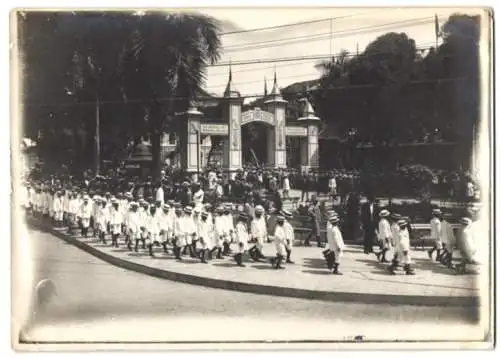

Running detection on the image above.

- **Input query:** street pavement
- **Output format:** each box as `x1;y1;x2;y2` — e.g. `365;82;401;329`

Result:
15;225;486;343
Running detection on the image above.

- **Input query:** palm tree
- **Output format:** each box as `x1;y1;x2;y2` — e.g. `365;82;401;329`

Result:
119;12;222;180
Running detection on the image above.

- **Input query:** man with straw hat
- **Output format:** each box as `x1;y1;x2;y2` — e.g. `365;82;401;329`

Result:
197;210;214;263
326;213;344;275
388;218;415;275
234;212;250;267
454;217;480;274
375;209;392;263
283;210;295;264
249;205;267;262
270;213;287;269
213;205;226;260
427;208;443;261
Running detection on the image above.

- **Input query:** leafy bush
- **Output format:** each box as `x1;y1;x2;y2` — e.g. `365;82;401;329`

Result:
398;164;437;200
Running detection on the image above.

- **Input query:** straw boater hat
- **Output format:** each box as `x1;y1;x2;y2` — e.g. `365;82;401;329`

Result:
276;213;285;221
390;212;402;220
201;211;209;218
255;205;264;214
216;206;224;214
379;209;390;217
432;208;442;216
130;201;138;208
174;203;182;212
162;203;170;210
397;219;408;227
238;212;248;220
193;206;201;214
329;215;340;224
459;217;472;225
282;210;293;219
184;206;192;214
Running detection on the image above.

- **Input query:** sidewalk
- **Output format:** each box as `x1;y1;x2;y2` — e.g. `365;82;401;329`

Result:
27;217;481;307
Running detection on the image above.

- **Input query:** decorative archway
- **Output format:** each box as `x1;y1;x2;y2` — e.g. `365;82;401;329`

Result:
174;68;321;176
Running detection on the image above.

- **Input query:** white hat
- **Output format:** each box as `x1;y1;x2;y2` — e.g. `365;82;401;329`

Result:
193;206;201;213
379;209;390;217
255;205;264;213
459;217;472;225
329;215;340;224
432;208;442;215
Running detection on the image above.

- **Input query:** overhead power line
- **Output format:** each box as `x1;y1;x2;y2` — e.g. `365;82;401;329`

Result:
24;77;467;109
218;10;386;36
222;15;444;52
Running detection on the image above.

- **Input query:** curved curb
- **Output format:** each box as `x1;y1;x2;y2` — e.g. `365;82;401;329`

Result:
27;218;479;308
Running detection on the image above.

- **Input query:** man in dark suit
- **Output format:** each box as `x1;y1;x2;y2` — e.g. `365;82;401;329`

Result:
361;192;379;254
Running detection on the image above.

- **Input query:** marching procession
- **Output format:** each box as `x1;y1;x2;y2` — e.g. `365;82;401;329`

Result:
19;167;483;276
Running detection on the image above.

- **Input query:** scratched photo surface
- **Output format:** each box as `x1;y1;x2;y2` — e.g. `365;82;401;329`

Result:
11;7;492;348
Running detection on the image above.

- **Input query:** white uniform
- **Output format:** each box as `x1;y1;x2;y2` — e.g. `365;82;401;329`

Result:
128;211;142;240
155;187;164;206
283;177;290;191
183;214;197;246
284;220;294;251
146;213;161;245
327;225;344;263
160;211;173;243
377;218;392;250
139;208;149;239
430;217;442;249
273;225;286;256
391;222;400;254
173;214;185;246
398;227;412;265
250;216;267;250
214;215;226;248
53;196;64;221
96;205;109;232
198;219;214;250
79;202;93;228
109;207;123;235
223;214;235;243
235;221;249;254
193;190;204;210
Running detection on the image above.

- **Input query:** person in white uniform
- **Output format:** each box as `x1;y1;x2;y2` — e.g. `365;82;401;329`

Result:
375;209;392;263
454;217;480;274
197;210;214;263
146;205;161;257
249;205;267;261
389;218;416;275
127;202;141;252
172;204;185;260
389;212;402;267
191;206;202;257
213;206;226;259
182;206;197;258
282;174;291;199
109;199;123;248
79;195;93;237
192;183;204;211
234;212;249;267
326;214;345;275
283;210;295;264
68;192;80;234
222;204;235;256
439;212;456;267
427;208;443;261
159;204;173;254
271;214;287;269
52;191;64;227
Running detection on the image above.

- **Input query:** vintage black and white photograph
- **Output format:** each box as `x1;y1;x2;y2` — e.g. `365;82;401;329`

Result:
11;6;493;348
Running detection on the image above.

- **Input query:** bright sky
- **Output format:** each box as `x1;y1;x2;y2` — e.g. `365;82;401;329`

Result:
194;7;483;102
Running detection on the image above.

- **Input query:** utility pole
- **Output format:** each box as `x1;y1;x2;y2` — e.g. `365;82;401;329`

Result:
95;94;100;176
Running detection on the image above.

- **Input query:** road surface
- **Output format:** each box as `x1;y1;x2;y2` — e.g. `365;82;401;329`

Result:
16;225;484;343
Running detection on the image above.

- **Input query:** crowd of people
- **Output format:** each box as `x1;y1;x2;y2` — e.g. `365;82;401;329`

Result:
19;164;483;275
